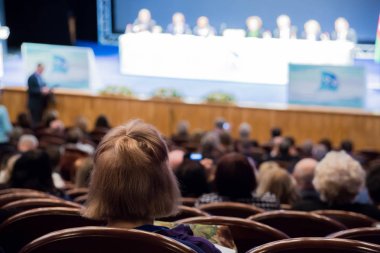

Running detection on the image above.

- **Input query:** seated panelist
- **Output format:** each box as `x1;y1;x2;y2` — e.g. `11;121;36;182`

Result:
127;8;156;33
166;12;192;35
331;17;357;43
193;16;216;37
303;19;322;41
273;14;297;39
246;16;263;38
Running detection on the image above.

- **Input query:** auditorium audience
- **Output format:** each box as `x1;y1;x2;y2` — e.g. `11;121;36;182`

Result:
293;151;380;220
256;167;298;205
196;153;280;210
292;158;319;202
340;139;354;154
16;112;32;132
0;135;39;184
175;159;210;198
193;16;216;37
7;150;66;198
74;157;93;188
319;138;333;152
94;114;111;130
83;120;221;253
171;120;190;147
366;163;380;206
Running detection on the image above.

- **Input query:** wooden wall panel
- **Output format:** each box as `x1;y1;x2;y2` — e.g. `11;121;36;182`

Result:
2;87;380;150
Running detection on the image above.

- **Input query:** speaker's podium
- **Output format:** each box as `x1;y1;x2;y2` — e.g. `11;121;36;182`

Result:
288;64;366;109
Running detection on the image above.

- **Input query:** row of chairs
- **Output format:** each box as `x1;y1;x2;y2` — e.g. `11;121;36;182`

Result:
1;188;380;253
1;207;380;253
55;188;378;230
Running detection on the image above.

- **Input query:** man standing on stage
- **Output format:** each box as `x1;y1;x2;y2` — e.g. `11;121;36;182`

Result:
27;63;49;127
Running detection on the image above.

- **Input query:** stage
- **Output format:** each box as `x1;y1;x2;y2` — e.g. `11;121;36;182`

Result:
1;41;380;112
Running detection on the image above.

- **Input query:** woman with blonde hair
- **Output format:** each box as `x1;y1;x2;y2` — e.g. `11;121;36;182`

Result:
83;120;220;253
257;167;299;205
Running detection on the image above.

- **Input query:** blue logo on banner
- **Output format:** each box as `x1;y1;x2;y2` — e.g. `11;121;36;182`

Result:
52;55;68;73
320;71;339;91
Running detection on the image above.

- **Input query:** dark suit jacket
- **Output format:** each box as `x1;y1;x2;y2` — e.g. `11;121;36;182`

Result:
27;73;46;111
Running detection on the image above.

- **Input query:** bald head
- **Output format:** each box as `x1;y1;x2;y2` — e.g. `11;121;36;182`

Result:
293;158;318;190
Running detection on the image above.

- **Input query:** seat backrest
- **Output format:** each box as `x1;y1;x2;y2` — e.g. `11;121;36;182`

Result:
2;198;81;212
180;197;197;207
73;194;88;205
0;198;82;224
65;188;89;199
0;207;105;253
158;205;209;222
20;226;197;253
312;210;377;229
247;237;380;253
0;188;45;196
328;227;380;245
249;210;346;237
198;202;264;218
0;192;55;208
178;216;289;253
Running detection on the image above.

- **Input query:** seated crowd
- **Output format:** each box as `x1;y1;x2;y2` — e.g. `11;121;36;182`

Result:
0;110;380;252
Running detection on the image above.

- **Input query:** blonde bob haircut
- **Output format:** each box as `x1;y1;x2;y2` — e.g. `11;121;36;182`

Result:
313;151;365;205
83;120;180;221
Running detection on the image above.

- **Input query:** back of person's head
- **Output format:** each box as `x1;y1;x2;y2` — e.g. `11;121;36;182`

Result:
44;145;61;171
239;122;251;139
215;153;256;199
366;164;380;205
214;117;226;130
17;113;32;129
257;167;298;204
219;132;232;147
200;131;220;159
95;115;111;129
279;139;291;156
319;138;333;152
43;110;59;128
271;127;282;138
83;120;180;221
340;139;354;153
292;158;318;191
75;157;93;188
313;151;364;205
10;150;54;192
66;127;83;144
312;144;328;161
175;159;209;197
75;116;89;134
300;140;313;158
175;121;189;137
18;135;39;152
